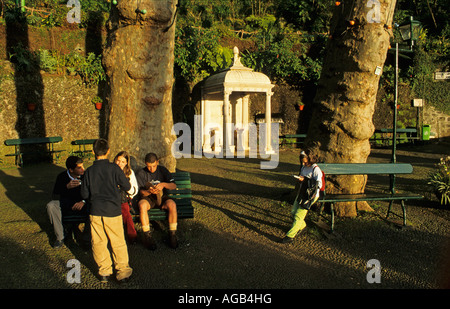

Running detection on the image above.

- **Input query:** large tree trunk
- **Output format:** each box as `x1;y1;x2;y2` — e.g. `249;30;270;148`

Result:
103;0;178;171
305;0;397;216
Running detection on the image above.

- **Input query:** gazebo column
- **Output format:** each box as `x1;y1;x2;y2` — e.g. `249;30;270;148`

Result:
202;93;212;152
223;90;232;156
201;92;207;151
243;94;249;151
265;91;274;153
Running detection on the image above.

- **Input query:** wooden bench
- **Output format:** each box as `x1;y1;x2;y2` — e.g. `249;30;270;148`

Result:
4;136;63;166
316;163;424;233
62;172;194;226
280;134;307;146
70;139;96;159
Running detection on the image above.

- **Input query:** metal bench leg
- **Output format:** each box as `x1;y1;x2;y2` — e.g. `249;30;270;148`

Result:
386;200;394;219
330;202;335;233
401;200;407;226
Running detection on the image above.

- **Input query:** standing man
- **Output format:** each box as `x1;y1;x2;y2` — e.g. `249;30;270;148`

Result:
136;153;178;250
81;139;133;283
47;156;89;248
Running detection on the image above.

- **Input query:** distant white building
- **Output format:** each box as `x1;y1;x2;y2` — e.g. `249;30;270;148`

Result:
201;46;275;155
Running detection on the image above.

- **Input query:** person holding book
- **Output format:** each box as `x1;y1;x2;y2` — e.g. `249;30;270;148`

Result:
135;152;178;250
282;149;323;244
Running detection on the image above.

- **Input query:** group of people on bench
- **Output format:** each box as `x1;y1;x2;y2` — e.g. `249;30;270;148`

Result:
46;138;178;283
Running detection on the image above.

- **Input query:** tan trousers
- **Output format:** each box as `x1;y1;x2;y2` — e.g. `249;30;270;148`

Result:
90;215;132;280
47;200;63;241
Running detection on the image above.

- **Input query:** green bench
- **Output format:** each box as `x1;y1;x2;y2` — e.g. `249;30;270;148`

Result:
70;139;97;158
4;136;63;166
62;171;194;225
134;171;194;221
371;128;419;145
316;163;424;233
280;134;307;146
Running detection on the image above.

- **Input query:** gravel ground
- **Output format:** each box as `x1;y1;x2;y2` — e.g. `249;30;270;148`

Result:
0;142;449;299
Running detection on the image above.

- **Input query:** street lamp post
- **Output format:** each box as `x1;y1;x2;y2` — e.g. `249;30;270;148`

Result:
389;16;421;192
390;16;422;162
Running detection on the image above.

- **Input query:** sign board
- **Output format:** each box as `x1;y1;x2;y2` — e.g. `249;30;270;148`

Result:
434;72;450;80
412;99;423;107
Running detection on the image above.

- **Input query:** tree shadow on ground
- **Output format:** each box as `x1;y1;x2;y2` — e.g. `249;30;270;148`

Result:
0;163;99;283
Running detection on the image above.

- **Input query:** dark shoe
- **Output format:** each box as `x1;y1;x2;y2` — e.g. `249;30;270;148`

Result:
168;230;178;249
142;231;156;250
99;275;110;283
117;276;131;284
53;239;64;248
128;236;137;245
281;236;294;244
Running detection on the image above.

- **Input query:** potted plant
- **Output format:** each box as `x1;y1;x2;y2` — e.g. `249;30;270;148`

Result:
428;156;450;206
294;101;304;111
92;96;103;110
27;103;36;111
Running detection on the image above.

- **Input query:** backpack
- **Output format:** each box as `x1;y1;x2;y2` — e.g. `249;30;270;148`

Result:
313;165;325;192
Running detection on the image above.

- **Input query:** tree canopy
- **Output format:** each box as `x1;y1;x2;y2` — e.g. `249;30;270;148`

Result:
1;0;449;112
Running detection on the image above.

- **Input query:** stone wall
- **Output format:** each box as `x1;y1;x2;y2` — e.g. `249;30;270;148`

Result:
423;103;450;139
0;68;102;166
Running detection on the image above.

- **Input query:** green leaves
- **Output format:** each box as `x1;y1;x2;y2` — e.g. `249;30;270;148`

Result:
175;26;233;84
8;44;105;87
428;156;450;206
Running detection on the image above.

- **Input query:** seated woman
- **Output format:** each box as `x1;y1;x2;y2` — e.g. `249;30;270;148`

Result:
282;149;323;243
114;151;139;244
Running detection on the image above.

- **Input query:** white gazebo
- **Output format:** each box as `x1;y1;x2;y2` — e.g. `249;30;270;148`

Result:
200;46;275;155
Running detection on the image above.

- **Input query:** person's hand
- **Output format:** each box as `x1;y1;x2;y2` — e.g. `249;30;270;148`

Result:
72;201;85;211
67;179;81;189
149;184;162;194
298;176;305;182
140;189;151;197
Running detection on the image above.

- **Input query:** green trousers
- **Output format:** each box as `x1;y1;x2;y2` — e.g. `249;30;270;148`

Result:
286;200;309;238
286;195;319;238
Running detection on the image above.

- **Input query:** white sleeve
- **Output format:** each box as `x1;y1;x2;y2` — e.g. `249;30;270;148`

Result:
128;170;139;198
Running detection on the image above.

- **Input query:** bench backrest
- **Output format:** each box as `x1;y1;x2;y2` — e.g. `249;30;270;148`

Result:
282;134;307;138
376;128;417;133
4;136;62;146
71;139;97;145
167;172;192;199
317;163;413;175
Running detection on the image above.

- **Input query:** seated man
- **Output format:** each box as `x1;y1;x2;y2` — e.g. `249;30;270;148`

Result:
135;153;178;250
47;156;90;248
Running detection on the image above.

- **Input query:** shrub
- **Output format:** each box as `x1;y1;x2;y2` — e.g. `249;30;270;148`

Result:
428;156;450;206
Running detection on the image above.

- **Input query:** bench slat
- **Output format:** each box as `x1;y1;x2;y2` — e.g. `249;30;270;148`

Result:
71;139;96;145
320;193;423;203
376;128;417;133
5;136;62;145
317;163;413;175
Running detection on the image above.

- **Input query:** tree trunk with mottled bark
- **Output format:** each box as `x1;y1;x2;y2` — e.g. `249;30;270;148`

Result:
305;0;397;216
103;0;178;171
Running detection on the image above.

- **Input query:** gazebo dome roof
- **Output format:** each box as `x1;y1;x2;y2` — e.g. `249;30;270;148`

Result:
202;47;274;94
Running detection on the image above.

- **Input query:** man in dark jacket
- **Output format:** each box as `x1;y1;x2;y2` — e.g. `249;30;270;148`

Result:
47;156;89;248
81;138;132;283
